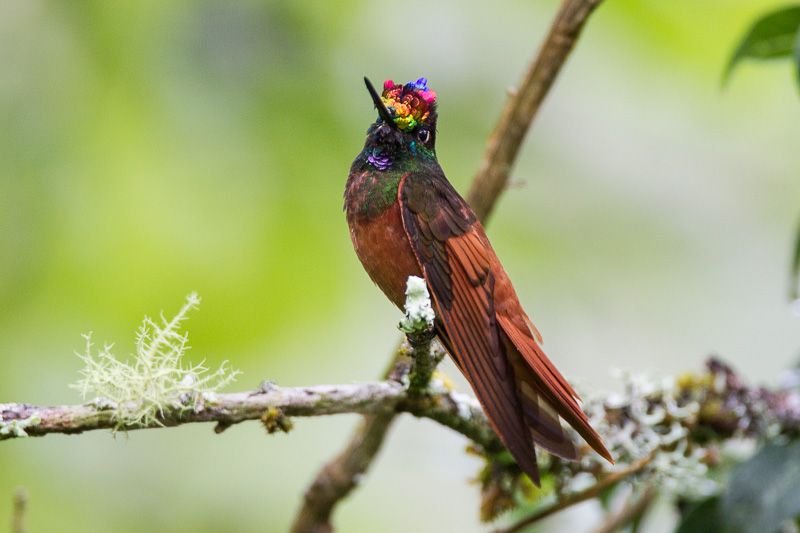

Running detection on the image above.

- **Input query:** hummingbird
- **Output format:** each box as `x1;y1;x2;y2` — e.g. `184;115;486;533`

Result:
344;77;612;484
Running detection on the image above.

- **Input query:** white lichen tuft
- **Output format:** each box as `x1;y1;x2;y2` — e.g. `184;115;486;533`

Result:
70;293;240;431
562;370;716;501
399;276;435;335
0;414;41;438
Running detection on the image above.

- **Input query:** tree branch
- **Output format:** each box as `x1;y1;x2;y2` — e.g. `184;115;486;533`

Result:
495;451;657;533
467;0;605;223
291;409;398;533
0;378;500;450
4;351;800;529
593;484;657;533
4;356;799;449
0;382;398;438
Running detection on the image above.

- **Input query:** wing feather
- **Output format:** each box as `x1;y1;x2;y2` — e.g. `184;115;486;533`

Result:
400;172;542;481
398;171;612;481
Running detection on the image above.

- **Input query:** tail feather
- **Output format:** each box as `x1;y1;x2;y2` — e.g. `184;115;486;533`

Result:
498;313;613;463
506;338;580;461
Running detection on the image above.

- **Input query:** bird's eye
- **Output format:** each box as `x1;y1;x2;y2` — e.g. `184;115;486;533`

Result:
417;129;430;143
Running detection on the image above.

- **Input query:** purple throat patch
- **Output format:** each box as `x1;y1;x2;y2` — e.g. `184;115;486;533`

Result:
368;151;391;170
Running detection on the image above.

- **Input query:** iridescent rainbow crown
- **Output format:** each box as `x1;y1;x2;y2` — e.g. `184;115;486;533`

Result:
381;78;437;132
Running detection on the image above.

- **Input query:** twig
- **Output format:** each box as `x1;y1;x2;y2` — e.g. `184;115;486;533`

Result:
495;452;656;533
399;277;441;398
405;342;443;398
12;487;28;533
593;485;657;533
291;410;398;533
467;0;606;223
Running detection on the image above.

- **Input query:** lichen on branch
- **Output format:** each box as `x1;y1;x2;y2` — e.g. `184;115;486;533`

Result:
70;293;239;431
398;276;445;397
398;276;435;336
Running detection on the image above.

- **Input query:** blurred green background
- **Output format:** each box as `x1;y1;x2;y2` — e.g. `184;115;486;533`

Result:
2;1;799;531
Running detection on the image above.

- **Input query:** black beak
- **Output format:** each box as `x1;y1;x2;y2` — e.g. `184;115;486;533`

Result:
364;77;395;126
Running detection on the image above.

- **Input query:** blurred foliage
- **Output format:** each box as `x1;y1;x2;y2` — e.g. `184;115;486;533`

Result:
722;440;800;533
677;13;800;530
676;440;800;533
675;496;723;533
724;4;800;303
723;4;800;87
2;1;800;532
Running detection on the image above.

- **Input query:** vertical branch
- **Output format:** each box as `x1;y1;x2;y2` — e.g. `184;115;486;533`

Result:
291;409;399;533
467;0;605;223
291;320;442;532
291;343;427;533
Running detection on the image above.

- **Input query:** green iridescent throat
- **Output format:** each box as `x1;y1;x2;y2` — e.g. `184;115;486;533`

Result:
357;172;402;218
